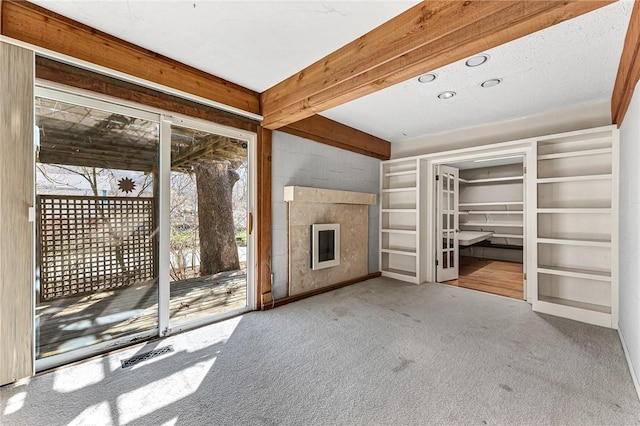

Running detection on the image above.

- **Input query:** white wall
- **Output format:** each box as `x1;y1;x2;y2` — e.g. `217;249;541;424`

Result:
619;80;640;396
271;131;380;299
392;100;611;158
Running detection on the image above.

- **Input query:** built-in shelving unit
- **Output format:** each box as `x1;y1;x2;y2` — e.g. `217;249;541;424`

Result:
458;163;525;258
378;125;619;329
380;159;422;283
534;129;618;328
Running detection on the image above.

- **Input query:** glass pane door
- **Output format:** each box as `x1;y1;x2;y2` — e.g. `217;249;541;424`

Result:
35;95;160;361
436;165;459;282
168;124;250;327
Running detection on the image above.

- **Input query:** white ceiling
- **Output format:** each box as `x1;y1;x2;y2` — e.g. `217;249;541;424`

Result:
32;0;419;92
321;0;634;142
31;1;633;144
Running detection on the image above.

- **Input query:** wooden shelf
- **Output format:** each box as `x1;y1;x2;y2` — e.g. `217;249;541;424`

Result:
460;211;523;215
459;176;523;184
461;222;523;228
381;247;417;256
537;147;612;160
537;237;611;248
381;268;417;278
537;265;611;282
384;170;416;177
381;228;416;235
459;202;523;207
492;234;524;239
534;299;611;328
381;208;417;213
537;136;612;156
537;174;612;184
537;208;611;214
537;296;611;314
382;187;416;192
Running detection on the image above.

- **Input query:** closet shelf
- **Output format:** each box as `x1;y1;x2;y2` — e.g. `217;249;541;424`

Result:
384;170;416;177
537;208;611;214
461;222;523;228
459;211;523;215
491;234;524;239
381;208;417;213
459;202;523;207
537;265;611;282
381;228;417;235
537;237;611;248
382;187;417;192
537;174;612;184
459;176;523;184
381;247;417;256
537;147;612;161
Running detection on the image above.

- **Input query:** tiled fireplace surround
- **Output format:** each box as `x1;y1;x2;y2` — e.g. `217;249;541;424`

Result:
284;186;377;296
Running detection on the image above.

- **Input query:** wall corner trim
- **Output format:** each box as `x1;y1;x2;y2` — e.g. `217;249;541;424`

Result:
618;328;640;402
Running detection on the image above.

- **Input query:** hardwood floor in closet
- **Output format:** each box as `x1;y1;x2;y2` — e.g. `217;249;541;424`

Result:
443;257;523;299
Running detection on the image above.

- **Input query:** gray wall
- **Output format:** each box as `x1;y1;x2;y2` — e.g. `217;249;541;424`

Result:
619;80;640;396
271;131;380;300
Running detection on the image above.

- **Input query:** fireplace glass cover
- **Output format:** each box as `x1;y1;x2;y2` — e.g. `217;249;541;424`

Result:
318;230;335;262
311;223;340;270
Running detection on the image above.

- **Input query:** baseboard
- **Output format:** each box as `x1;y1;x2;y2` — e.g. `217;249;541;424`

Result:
618;328;640;402
264;272;382;310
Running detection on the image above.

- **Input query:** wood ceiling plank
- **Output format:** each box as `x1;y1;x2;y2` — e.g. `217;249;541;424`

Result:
2;0;260;115
261;0;615;130
280;115;391;160
36;57;259;133
612;0;640;126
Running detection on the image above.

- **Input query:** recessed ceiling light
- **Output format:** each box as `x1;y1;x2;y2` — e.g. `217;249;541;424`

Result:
418;73;437;83
437;91;456;100
481;78;502;88
465;54;489;67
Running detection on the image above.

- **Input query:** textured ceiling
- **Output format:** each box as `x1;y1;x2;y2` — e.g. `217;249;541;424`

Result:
31;0;419;92
31;1;632;144
321;1;633;142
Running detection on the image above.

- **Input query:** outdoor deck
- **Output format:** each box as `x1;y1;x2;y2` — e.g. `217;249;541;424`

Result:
36;270;247;358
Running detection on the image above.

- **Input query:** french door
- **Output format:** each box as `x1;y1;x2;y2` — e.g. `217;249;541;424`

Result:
436;165;459;282
34;87;255;370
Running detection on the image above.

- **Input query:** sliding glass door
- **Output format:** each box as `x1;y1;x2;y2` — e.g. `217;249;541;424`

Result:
35;92;161;363
166;121;251;329
34;88;255;369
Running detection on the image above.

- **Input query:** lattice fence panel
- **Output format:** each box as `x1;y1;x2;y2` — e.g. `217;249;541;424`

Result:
37;195;155;301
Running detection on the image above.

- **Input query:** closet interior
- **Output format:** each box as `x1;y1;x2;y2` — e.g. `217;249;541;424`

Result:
441;157;525;299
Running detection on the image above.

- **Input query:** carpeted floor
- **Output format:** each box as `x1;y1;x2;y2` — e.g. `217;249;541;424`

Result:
1;277;639;425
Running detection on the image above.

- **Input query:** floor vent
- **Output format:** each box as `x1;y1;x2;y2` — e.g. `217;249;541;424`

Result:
121;346;174;368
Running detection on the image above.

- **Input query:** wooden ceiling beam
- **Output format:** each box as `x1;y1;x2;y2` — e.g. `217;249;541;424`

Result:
1;0;260;115
612;0;640;126
280;115;390;160
261;0;615;130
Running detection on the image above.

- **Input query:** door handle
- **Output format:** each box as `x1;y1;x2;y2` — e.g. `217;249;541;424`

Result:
248;212;253;235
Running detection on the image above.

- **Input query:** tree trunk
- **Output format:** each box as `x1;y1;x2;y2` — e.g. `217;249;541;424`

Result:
195;162;240;275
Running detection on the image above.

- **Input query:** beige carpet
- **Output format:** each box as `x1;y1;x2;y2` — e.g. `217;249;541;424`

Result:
1;277;639;425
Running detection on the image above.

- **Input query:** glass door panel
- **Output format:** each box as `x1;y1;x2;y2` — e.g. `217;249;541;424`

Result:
35;95;160;360
436;165;459;282
168;124;249;327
